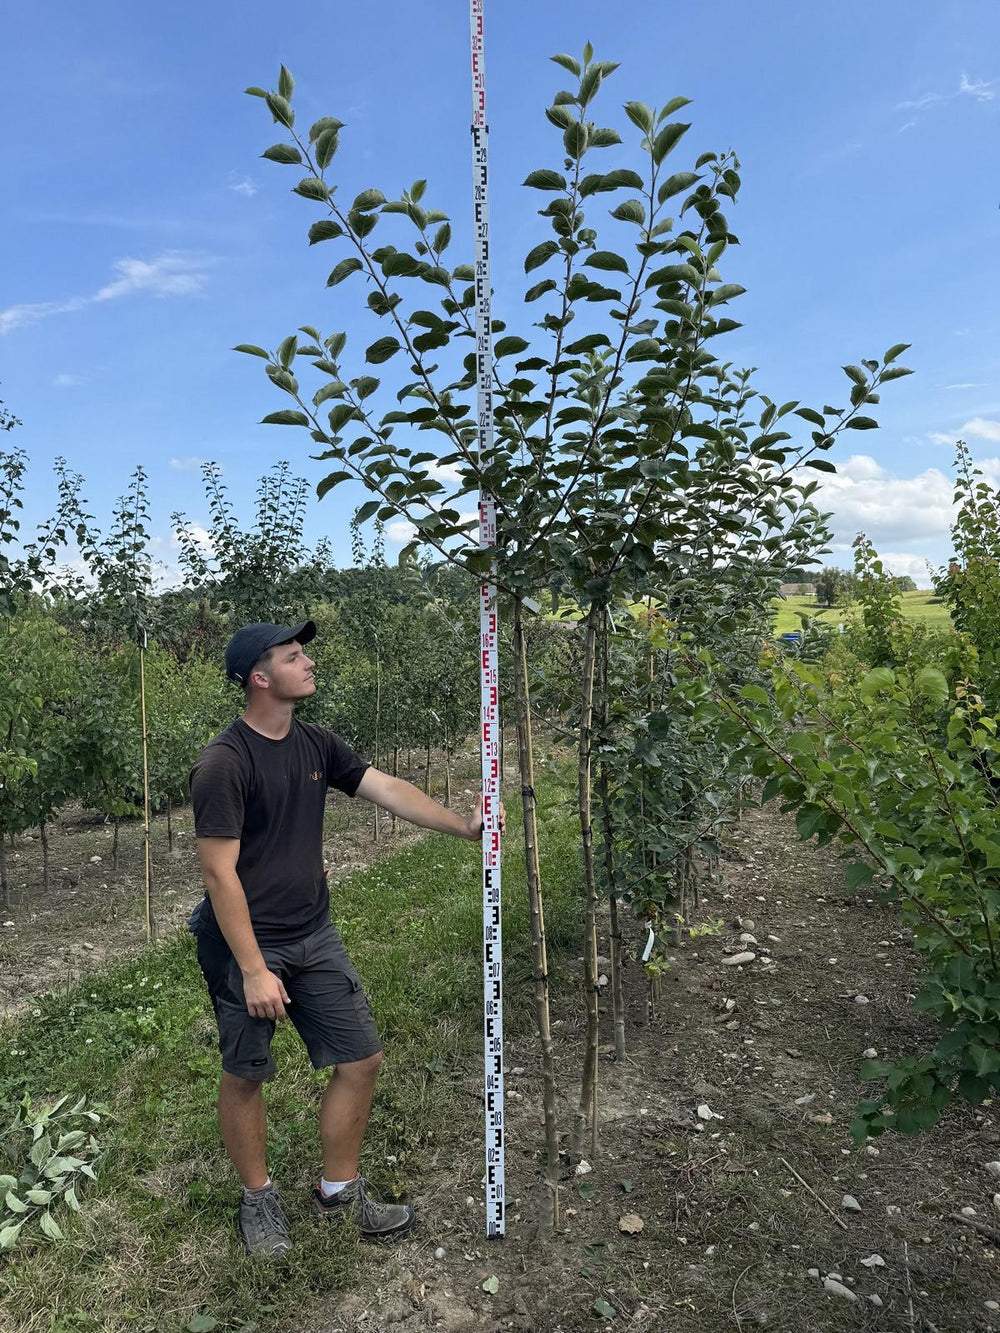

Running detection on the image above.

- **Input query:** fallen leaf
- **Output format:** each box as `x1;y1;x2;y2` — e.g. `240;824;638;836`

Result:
593;1297;617;1319
482;1274;499;1295
618;1212;644;1234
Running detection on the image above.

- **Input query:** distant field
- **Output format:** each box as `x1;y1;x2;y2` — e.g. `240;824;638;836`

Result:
773;590;953;634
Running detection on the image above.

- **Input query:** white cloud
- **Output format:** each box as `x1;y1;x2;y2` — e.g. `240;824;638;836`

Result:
227;172;257;198
959;73;997;102
927;431;957;445
808;454;954;545
943;382;985;390
875;552;935;588
960;417;1000;442
385;518;416;544
169;456;208;472
93;254;208;301
0;252;210;336
896;91;946;112
53;373;85;388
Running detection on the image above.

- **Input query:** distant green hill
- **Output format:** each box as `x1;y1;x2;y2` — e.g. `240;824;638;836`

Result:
773;590;952;634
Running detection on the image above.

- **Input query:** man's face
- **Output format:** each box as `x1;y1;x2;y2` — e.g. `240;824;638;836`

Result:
254;639;316;700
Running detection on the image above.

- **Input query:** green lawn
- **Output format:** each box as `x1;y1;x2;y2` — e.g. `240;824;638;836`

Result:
773;590;953;634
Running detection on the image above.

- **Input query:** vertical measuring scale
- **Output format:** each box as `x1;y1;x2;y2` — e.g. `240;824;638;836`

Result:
470;0;505;1239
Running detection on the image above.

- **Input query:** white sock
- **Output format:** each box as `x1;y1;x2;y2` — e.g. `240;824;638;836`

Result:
320;1175;355;1197
244;1177;272;1196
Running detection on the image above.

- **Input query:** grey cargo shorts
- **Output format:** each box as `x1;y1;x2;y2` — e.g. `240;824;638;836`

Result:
195;919;382;1081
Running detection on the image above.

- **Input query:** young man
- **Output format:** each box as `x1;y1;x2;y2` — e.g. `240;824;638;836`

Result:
189;619;503;1256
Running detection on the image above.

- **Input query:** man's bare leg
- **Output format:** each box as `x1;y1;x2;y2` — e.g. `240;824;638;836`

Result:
319;1051;383;1181
218;1071;269;1189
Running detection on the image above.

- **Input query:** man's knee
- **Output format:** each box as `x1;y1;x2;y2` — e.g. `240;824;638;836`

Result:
334;1051;383;1085
221;1070;266;1099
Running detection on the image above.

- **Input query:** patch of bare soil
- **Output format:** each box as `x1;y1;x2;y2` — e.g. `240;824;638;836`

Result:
302;803;1000;1333
0;747;479;1020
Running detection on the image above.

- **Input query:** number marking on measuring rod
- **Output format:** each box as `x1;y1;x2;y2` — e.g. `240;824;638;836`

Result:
470;0;504;1239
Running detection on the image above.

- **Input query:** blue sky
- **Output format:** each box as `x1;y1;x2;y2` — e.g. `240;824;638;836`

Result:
3;0;998;587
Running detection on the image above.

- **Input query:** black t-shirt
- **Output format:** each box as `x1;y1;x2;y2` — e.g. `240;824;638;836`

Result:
189;717;369;945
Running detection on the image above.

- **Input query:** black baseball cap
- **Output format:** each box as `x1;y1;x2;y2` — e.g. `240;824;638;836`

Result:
225;620;317;685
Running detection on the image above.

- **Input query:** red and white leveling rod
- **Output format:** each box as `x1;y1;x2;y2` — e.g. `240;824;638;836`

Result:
470;0;505;1239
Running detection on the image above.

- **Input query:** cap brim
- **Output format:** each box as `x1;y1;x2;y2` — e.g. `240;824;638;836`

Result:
267;619;316;650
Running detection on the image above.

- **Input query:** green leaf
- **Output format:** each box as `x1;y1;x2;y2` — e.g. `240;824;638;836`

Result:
353;188;386;212
624;338;661;362
365;337;401;364
795;407;825;426
309;115;344;143
551;53;581;76
565;333;611;354
355;500;380;523
525;278;557;302
593;1299;616;1319
657;171;700;202
610;199;645;225
843;364;867;387
846;416;879;430
327;257;363;287
884;342;910;363
623;101;654;133
563;122;589;158
860;667;896;700
39;1210;63;1241
602;168;644;190
845;862;875;891
914;666;949;705
293;177;329;202
315;127;340;170
328;404;357;432
585;251;629;273
4;1191;27;1214
265;93;294;127
741;684;769;706
525;240;559;273
652;122;689;164
308;220;344;245
278;65;294;100
0;1222;24;1250
805;459;837;472
432;223;451;252
482;1275;500;1295
523;169;566;191
494;336;529;358
186;1317;219;1333
261;411;309;427
232;344;269;359
383;252;422;278
244;86;267;99
261;143;301;165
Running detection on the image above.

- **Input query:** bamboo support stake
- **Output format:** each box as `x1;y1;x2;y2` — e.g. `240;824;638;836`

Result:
138;634;154;941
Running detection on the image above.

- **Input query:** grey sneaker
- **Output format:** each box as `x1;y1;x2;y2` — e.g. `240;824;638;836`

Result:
312;1176;416;1240
239;1183;292;1256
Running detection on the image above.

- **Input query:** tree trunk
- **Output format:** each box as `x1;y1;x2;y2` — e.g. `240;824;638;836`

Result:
166;798;173;853
39;821;50;892
444;725;451;807
512;598;561;1231
112;817;120;871
572;605;601;1163
391;746;400;833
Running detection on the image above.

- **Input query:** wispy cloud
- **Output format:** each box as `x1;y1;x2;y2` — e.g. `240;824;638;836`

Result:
943;382;986;390
927;417;1000;446
53;373;85;388
896;72;997;120
227;172;257;198
960;73;997;103
0;252;211;335
169;456;208;472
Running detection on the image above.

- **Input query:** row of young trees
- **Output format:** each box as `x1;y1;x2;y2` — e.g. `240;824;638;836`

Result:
241;51;913;1224
723;444;1000;1141
0;445;482;915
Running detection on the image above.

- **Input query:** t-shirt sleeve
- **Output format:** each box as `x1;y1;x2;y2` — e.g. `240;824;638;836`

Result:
323;731;370;797
190;747;247;838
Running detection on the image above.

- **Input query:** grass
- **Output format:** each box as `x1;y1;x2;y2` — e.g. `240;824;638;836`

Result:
0;770;582;1333
773;589;953;634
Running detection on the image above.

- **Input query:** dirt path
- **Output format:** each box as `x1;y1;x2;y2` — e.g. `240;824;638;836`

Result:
307;803;1000;1333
